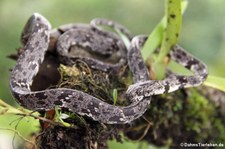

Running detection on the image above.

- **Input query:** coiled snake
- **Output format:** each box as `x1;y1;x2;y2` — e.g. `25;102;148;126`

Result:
9;13;208;124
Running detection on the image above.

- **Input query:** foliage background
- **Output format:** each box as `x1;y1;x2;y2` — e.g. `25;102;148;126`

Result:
0;0;224;148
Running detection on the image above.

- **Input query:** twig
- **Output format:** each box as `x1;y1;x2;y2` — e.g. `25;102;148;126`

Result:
135;117;152;142
16;113;63;127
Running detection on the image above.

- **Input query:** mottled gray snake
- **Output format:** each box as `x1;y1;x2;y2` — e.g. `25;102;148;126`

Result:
9;13;208;124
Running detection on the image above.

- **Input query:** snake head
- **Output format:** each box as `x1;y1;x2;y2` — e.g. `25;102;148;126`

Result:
21;13;51;45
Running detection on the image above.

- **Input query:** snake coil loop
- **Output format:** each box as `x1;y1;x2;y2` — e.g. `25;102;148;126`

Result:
9;13;208;124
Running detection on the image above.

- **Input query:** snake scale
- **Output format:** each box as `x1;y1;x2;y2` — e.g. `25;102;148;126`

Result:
9;13;208;124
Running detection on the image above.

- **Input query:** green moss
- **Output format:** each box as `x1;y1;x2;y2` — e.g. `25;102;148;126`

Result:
125;88;225;147
184;89;225;143
58;62;129;105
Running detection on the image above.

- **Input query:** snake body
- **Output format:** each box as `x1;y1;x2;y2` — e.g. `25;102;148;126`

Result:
56;27;127;73
10;13;208;124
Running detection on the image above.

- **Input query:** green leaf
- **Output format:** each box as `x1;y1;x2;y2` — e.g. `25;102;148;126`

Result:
115;29;131;49
141;20;164;61
54;106;71;127
141;0;188;61
155;0;182;64
0;99;24;114
0;99;39;137
203;75;225;92
112;89;118;105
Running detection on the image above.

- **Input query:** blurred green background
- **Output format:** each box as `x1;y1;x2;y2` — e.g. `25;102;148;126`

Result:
0;0;224;147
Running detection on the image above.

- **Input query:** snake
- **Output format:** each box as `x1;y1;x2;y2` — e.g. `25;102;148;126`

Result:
9;13;208;124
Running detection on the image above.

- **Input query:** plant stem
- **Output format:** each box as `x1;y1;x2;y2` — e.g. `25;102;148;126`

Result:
155;0;182;64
